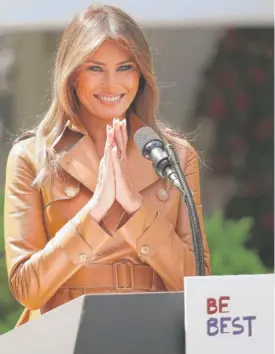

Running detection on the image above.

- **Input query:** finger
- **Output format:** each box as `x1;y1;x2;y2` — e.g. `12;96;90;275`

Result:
105;126;114;153
111;145;122;177
106;144;115;173
120;118;128;150
108;126;116;148
113;118;124;157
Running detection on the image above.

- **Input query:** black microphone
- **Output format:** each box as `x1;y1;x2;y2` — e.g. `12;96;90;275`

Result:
134;127;182;191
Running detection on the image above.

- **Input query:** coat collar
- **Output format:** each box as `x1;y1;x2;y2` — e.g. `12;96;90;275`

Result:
55;115;159;193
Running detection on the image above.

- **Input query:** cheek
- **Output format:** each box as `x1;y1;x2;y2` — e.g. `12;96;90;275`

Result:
124;72;140;94
75;73;97;102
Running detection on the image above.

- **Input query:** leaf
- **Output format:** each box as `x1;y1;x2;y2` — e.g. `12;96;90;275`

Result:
205;211;267;275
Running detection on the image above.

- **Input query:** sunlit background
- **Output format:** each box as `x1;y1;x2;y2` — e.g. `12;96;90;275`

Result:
0;0;274;333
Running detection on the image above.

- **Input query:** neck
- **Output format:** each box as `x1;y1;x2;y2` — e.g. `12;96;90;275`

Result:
78;106;126;143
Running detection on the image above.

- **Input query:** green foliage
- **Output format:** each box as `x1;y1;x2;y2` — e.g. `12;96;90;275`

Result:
206;211;267;275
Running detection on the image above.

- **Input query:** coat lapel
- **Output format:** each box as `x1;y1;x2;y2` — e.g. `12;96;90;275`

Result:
56;134;100;192
56;115;159;193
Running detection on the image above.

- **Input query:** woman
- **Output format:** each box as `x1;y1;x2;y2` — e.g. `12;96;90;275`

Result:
4;4;210;327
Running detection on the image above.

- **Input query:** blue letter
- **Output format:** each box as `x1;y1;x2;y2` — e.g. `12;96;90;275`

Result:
232;317;244;335
220;317;231;334
207;318;219;336
243;316;256;337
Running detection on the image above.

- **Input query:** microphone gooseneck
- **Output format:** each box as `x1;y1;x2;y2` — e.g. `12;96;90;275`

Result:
134;126;205;276
165;143;205;276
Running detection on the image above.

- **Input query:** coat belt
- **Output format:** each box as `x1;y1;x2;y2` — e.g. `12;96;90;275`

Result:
61;261;164;291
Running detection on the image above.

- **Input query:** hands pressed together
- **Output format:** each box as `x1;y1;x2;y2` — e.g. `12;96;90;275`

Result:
91;118;143;221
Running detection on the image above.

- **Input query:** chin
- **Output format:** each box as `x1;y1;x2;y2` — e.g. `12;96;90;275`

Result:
95;107;130;121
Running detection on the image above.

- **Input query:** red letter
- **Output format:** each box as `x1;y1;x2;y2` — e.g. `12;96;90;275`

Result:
207;298;217;314
219;296;230;313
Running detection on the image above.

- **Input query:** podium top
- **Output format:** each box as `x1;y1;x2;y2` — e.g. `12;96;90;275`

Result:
1;291;186;354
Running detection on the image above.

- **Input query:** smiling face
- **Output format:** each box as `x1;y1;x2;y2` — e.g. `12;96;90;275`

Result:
74;39;140;124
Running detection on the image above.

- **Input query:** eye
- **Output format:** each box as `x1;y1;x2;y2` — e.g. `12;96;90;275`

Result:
88;65;102;72
118;64;133;72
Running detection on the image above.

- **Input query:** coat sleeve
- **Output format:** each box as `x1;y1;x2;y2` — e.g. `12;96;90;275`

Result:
116;145;210;291
4;142;111;310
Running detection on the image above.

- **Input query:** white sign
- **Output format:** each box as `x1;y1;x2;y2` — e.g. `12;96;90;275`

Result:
184;274;274;354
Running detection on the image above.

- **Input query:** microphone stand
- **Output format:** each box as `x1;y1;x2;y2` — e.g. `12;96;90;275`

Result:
165;144;205;276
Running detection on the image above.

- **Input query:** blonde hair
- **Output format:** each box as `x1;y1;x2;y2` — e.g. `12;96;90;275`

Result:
17;4;161;186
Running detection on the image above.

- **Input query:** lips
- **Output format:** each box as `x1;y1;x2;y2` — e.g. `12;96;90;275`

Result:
95;94;125;103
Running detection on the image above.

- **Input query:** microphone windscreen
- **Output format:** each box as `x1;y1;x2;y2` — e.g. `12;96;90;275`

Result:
134;127;161;153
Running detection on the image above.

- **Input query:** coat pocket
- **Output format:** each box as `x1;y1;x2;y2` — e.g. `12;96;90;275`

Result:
41;174;81;208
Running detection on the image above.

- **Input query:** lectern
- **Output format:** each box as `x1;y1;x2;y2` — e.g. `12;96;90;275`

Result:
0;292;185;354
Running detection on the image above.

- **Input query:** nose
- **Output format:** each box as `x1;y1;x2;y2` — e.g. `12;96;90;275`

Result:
102;71;117;93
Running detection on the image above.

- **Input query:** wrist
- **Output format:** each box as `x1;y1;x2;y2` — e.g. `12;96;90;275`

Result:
89;202;109;223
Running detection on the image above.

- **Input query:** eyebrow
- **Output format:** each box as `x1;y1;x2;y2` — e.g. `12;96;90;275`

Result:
86;59;135;66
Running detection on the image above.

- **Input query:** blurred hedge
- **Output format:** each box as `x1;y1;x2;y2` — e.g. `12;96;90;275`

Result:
0;192;269;334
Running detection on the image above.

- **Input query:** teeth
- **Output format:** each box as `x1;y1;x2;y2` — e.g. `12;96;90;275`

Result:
98;95;122;102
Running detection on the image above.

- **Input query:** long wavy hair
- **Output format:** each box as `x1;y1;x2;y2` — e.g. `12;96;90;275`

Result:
17;4;165;186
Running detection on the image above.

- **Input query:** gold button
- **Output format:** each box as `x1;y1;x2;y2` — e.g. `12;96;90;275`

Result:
79;253;88;261
64;187;77;197
157;189;169;201
140;245;150;255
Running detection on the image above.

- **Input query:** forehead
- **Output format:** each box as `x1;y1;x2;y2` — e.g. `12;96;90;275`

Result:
88;39;133;62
